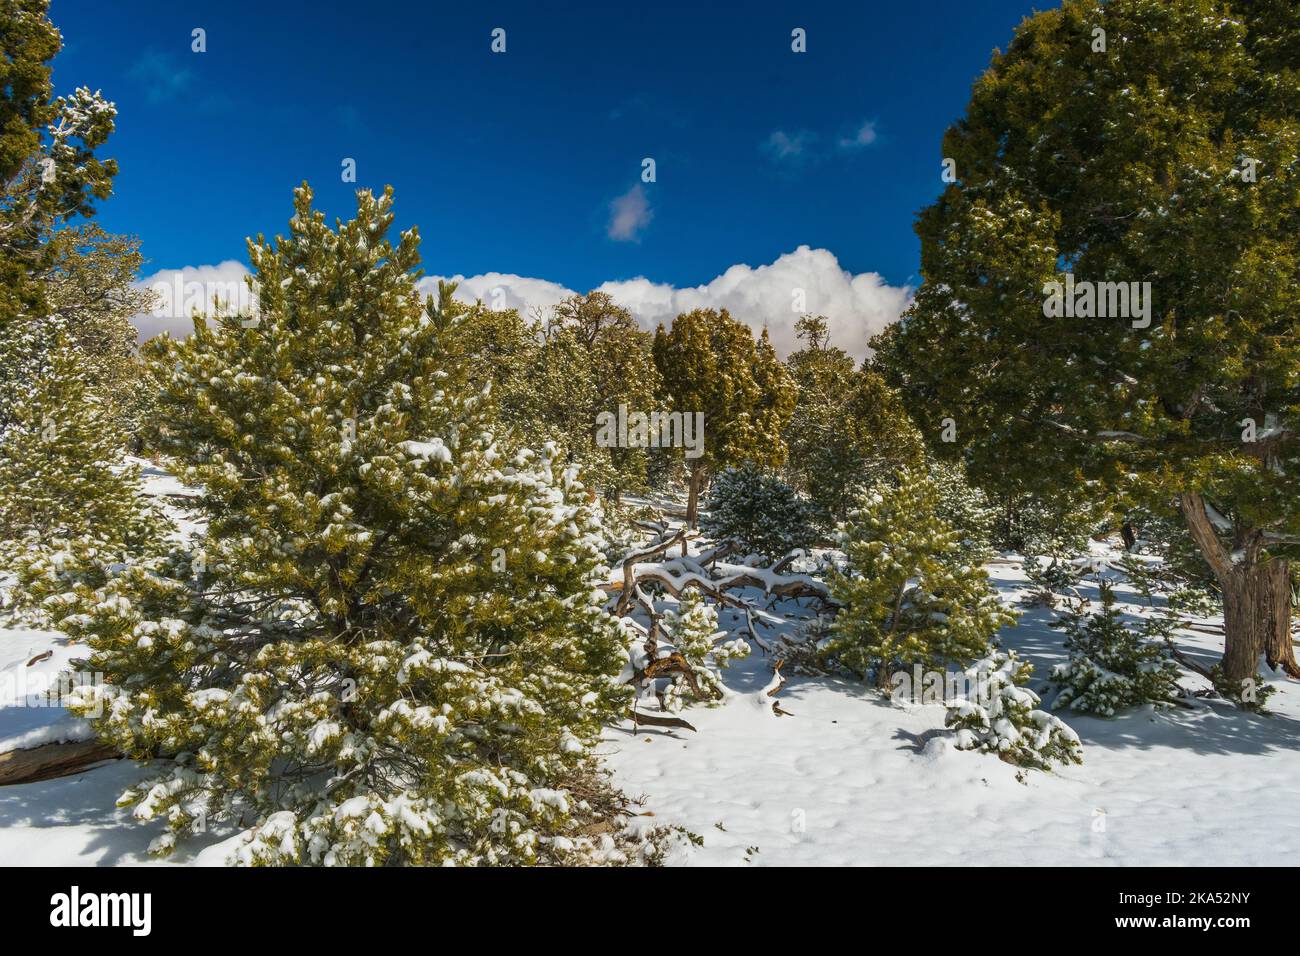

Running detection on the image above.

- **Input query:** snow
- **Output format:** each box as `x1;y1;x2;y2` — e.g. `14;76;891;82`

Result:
2;491;1298;865
599;551;1300;866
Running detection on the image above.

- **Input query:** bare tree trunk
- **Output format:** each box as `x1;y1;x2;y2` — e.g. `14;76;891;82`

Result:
1180;492;1269;684
1261;558;1300;677
685;462;705;529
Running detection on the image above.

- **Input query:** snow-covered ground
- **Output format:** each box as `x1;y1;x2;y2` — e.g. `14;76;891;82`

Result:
2;475;1297;865
601;556;1300;867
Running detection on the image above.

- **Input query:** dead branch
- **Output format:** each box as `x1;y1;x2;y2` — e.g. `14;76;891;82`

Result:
0;740;119;786
628;707;697;733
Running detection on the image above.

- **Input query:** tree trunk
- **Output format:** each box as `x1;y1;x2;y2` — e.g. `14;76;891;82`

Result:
685;462;705;529
1121;521;1137;551
1261;558;1300;677
1179;492;1274;685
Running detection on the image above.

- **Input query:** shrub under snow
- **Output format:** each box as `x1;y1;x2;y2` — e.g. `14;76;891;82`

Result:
1048;582;1181;716
701;464;816;561
946;652;1083;771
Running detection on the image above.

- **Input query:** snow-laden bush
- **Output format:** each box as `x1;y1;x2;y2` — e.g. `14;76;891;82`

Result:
701;464;816;561
1048;582;1180;715
946;652;1082;771
824;467;1016;685
0;341;167;577
47;187;639;866
1020;554;1084;609
658;592;749;707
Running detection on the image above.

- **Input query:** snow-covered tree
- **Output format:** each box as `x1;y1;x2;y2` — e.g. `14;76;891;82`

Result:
51;185;636;865
822;467;1016;685
1;0;121;432
946;651;1083;771
701;464;816;561
658;591;749;706
0;337;162;562
1049;583;1181;715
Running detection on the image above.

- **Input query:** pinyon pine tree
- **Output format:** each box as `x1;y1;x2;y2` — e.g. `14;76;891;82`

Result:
51;185;634;865
701;464;816;561
946;651;1083;771
823;468;1016;685
1049;582;1181;715
0;336;162;564
658;592;748;708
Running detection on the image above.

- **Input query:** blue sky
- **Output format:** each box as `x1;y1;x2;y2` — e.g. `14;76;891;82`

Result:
50;0;1050;353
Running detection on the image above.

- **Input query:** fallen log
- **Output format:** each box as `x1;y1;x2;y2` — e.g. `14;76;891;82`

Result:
0;740;119;786
628;707;697;733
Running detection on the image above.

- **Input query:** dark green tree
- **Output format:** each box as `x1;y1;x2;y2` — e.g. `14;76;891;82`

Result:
652;309;796;526
874;0;1300;684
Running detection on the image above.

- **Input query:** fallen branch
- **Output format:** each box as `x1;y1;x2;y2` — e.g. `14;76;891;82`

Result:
627;707;697;733
0;740;119;786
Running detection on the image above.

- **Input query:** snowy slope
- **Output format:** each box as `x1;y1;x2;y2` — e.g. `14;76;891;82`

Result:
600;554;1300;867
2;518;1297;865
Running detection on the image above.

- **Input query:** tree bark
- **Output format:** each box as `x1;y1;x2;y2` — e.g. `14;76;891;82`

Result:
1261;558;1300;677
0;740;119;786
1178;492;1297;683
685;462;706;529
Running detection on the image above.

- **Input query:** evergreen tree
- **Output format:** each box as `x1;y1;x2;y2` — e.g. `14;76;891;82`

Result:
1049;582;1181;715
946;651;1083;771
652;309;796;527
53;186;634;865
0;336;161;558
658;591;748;707
449;291;661;503
38;224;153;433
701;463;816;561
1;0;119;430
823;468;1016;685
548;291;661;500
872;0;1300;685
785;316;923;524
928;459;995;560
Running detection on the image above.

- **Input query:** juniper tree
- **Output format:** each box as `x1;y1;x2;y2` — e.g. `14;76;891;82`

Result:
550;291;661;500
823;467;1016;685
652;309;796;526
873;0;1300;685
52;186;633;865
785;315;923;524
449;292;661;503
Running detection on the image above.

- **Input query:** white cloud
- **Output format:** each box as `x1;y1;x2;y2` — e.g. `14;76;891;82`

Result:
132;260;254;341
598;246;910;360
761;129;817;163
417;271;574;318
765;120;880;166
838;120;878;150
429;246;911;361
606;183;653;241
138;248;911;362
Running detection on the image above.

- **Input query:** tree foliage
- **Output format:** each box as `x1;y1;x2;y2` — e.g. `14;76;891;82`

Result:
50;186;636;865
